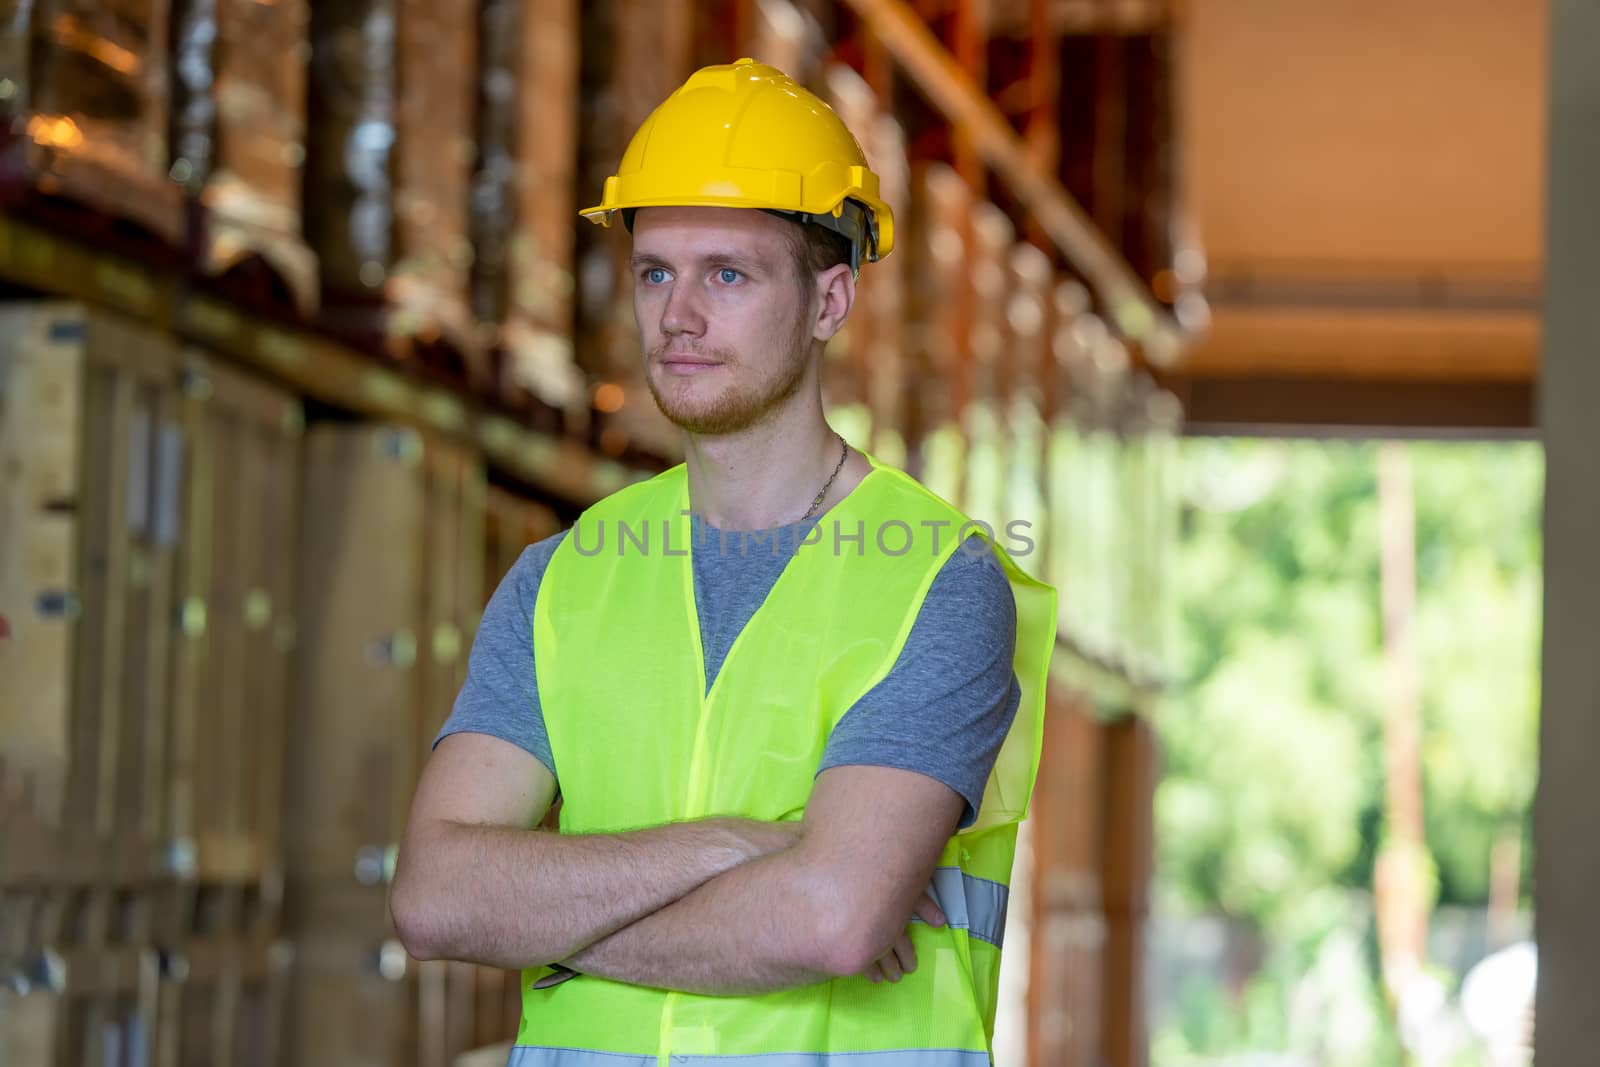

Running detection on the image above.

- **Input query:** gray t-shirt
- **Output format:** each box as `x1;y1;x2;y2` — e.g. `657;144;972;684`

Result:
436;514;1021;828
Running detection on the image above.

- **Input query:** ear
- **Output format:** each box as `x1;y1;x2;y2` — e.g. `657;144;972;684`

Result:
811;263;856;343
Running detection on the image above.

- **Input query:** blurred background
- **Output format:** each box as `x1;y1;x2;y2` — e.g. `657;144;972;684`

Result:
1;1;1591;1065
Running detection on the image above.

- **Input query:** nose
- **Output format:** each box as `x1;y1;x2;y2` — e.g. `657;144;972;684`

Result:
660;277;706;339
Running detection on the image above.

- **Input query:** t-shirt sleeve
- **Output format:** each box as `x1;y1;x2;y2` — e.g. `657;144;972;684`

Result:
817;537;1022;829
432;530;568;782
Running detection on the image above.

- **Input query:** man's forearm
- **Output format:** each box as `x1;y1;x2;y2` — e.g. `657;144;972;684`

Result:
391;816;793;969
563;844;850;996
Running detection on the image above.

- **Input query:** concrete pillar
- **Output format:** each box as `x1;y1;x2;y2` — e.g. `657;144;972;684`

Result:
1534;2;1600;1063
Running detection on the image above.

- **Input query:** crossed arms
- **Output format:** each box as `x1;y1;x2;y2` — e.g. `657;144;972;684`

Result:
388;731;964;996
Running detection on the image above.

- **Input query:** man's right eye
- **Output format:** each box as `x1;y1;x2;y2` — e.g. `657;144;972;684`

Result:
644;267;669;285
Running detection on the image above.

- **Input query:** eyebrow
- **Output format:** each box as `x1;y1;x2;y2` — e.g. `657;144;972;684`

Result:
629;250;770;274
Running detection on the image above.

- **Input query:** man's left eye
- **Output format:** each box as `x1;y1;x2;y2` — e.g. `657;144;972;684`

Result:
718;268;742;284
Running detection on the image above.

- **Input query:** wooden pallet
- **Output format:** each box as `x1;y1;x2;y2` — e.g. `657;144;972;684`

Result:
473;0;586;424
0;306;302;1065
0;303;182;850
417;956;527;1067
281;884;418;1067
284;421;484;881
155;932;292;1067
1002;241;1055;581
0;2;185;250
286;424;429;885
283;885;518;1065
0;317;297;876
961;200;1016;528
1045;280;1092;622
0;865;291;1066
303;0;486;389
1099;713;1156;1067
176;0;320;318
1027;685;1108;1067
0;303;84;834
906;164;976;501
284;421;529;1067
166;351;303;944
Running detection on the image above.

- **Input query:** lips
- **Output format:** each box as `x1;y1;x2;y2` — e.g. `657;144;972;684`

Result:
657;352;725;373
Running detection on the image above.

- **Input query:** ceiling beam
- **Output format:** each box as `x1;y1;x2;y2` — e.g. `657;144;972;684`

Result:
989;0;1171;36
1166;297;1540;435
840;0;1188;364
1163;374;1536;438
1188;305;1540;382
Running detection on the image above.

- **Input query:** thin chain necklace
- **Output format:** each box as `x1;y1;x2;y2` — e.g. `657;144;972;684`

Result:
799;430;849;524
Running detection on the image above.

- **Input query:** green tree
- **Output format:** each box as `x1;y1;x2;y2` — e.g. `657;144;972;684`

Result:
1151;437;1542;1059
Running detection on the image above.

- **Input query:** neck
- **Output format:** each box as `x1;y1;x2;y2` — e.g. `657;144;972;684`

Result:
682;400;866;531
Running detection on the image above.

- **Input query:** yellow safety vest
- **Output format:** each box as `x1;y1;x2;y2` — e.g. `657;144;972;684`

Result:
521;453;1056;1066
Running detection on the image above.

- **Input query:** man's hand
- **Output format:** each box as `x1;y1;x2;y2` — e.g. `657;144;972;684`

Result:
860;890;946;984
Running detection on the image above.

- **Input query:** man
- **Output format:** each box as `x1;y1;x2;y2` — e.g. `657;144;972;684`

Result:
390;59;1056;1065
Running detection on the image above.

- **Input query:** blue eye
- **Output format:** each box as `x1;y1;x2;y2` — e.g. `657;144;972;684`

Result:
645;267;669;285
717;268;742;284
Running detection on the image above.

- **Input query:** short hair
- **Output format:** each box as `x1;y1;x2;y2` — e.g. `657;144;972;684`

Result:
785;220;853;298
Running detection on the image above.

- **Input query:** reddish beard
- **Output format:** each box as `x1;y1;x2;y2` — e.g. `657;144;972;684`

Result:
645;339;810;436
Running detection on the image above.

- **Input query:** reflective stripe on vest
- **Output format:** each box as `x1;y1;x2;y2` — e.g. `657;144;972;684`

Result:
507;1050;993;1067
927;867;1009;948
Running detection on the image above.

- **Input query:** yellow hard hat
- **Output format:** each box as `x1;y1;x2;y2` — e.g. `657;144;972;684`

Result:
580;58;895;271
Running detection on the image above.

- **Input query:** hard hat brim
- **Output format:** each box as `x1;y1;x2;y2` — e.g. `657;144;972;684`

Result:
580;195;895;263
